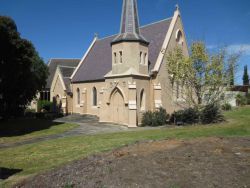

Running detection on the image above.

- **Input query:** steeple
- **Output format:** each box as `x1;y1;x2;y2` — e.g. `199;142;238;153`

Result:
111;0;149;45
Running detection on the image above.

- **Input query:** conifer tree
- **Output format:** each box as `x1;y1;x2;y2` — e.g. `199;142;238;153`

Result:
243;65;249;85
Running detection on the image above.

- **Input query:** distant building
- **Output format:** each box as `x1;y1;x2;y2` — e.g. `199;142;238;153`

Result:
28;59;80;112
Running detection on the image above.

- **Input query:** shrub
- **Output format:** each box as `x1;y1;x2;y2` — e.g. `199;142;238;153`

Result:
37;100;53;112
246;93;250;105
170;108;199;125
170;110;184;124
236;94;247;106
154;107;169;126
221;103;232;111
24;109;36;118
141;107;169;127
201;104;224;124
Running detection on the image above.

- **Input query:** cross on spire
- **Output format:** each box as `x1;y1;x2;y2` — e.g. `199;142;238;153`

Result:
111;0;149;45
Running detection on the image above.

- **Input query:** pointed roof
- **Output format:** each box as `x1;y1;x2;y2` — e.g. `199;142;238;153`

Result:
72;18;172;83
46;59;80;89
111;0;149;45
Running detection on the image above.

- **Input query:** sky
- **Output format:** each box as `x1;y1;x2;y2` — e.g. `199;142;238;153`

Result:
0;0;250;84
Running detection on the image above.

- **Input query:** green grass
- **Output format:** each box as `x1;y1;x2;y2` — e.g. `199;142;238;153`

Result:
0;118;78;145
0;107;250;187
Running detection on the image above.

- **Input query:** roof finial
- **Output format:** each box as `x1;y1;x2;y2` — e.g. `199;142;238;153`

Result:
94;33;98;38
175;4;179;11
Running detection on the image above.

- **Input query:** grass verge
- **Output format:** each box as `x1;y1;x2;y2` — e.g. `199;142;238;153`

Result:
0;118;78;145
0;107;249;187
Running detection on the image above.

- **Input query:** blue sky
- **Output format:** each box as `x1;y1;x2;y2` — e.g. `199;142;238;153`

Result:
1;0;250;84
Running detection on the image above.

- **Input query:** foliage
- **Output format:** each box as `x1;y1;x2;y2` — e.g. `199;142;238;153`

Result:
201;104;224;124
242;65;249;85
246;93;250;105
141;107;169;127
165;41;240;108
170;105;224;125
37;100;53;112
235;94;247;106
170;108;200;125
0;16;48;118
221;103;232;111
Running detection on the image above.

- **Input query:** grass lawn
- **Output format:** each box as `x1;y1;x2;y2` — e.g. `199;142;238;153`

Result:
0;118;78;145
0;107;250;187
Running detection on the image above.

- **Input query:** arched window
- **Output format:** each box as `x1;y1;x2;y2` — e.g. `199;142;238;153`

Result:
176;29;183;45
119;51;123;63
114;52;117;64
92;87;97;106
144;53;147;65
77;88;80;105
140;89;146;111
140;52;143;64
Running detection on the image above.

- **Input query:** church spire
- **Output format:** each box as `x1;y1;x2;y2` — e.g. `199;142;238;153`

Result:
111;0;149;45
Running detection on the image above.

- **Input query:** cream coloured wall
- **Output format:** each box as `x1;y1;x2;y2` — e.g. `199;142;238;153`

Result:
51;76;66;100
111;42;149;75
154;16;189;114
72;81;105;115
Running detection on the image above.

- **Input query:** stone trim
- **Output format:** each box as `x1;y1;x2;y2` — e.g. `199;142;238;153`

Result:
129;100;137;110
155;100;162;108
152;8;180;72
154;83;162;90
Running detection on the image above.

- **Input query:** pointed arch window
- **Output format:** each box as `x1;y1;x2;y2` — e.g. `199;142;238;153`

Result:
140;89;146;111
92;87;97;106
176;29;184;46
144;53;147;65
119;51;123;63
77;88;80;105
114;52;117;64
140;52;143;64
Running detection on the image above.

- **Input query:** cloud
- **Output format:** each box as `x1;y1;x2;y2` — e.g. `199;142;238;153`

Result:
227;44;250;56
207;44;250;56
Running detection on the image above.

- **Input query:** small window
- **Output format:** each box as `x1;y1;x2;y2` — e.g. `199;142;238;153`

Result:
119;51;123;63
93;87;97;106
176;30;183;45
114;52;117;64
77;88;80;105
144;53;147;65
140;52;143;64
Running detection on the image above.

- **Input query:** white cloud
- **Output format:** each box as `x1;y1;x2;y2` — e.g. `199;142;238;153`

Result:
227;44;250;56
207;44;250;56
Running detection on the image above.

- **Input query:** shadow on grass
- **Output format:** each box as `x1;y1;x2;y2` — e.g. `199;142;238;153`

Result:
0;167;23;180
0;118;63;137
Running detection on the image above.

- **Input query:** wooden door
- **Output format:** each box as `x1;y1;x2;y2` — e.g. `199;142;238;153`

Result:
112;90;124;124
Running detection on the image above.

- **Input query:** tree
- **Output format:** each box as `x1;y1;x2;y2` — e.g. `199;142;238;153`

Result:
0;16;48;118
165;41;240;109
243;65;249;86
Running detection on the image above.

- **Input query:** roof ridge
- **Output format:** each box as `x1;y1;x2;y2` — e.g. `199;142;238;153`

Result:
98;17;172;41
140;17;172;28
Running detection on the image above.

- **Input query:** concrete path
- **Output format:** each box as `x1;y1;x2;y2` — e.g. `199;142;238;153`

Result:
0;114;166;149
0;115;127;149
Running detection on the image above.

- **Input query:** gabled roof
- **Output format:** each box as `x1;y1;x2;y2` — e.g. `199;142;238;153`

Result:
72;18;172;83
58;66;76;92
46;59;80;89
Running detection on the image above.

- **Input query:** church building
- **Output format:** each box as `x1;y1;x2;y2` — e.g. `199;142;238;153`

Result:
62;0;189;127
